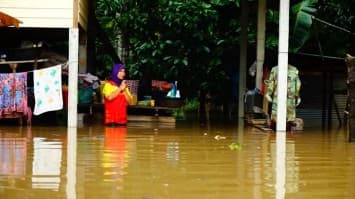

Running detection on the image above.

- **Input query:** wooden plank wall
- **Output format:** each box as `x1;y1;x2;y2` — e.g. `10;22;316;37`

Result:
0;0;88;29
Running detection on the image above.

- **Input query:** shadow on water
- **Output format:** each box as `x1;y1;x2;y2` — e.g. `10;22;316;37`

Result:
0;114;355;199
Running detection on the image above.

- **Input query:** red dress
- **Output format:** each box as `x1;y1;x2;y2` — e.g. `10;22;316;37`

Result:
103;81;128;125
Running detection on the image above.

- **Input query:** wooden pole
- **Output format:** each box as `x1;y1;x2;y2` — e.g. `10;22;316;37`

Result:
346;54;355;142
256;0;266;89
238;0;248;118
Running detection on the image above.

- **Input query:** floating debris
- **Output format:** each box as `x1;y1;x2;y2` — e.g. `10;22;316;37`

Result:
214;135;226;140
229;143;242;151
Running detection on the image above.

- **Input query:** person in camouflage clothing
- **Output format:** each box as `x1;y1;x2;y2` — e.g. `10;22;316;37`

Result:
264;65;301;129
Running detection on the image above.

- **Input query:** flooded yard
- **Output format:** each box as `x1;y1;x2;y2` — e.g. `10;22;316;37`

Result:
0;119;355;199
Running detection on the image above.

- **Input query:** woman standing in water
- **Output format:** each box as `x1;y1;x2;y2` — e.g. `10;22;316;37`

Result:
102;63;132;126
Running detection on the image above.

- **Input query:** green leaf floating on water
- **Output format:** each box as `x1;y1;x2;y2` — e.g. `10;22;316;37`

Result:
229;143;242;151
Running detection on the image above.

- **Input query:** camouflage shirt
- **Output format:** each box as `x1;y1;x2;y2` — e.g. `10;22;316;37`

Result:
265;65;301;121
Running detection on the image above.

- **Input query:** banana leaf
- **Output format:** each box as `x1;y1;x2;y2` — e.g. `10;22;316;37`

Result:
289;0;318;53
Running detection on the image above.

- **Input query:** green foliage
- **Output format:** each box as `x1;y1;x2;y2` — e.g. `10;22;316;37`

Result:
229;142;242;151
94;47;114;78
290;0;318;53
171;97;199;119
308;0;355;56
96;0;240;98
171;108;185;120
95;0;353;93
184;97;199;111
264;0;318;53
265;10;279;50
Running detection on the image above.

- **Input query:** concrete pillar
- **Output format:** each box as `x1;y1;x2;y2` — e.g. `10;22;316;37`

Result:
68;28;79;127
276;0;290;131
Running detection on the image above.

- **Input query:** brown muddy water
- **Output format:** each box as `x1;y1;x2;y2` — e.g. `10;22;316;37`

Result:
0;119;355;199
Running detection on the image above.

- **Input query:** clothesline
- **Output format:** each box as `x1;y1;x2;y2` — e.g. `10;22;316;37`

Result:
0;61;78;74
0;61;100;87
0;64;63;117
0;58;48;65
0;61;99;118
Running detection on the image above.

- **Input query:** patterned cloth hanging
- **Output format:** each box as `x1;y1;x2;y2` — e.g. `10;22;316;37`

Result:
0;72;29;117
33;65;63;115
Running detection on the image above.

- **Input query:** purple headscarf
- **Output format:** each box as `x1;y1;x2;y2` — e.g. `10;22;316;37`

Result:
111;63;125;86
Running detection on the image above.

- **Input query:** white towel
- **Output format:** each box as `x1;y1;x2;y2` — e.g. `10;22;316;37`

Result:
33;65;63;115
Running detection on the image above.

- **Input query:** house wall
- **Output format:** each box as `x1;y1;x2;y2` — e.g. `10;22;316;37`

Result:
0;0;88;29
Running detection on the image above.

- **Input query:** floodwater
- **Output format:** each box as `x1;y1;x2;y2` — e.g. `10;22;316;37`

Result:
0;119;355;199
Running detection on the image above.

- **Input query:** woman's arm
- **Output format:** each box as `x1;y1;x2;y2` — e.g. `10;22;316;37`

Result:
123;88;134;105
102;81;125;101
119;80;132;104
105;87;123;100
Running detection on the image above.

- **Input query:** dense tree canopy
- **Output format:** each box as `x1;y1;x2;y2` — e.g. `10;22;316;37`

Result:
302;0;354;56
95;0;354;100
96;0;241;98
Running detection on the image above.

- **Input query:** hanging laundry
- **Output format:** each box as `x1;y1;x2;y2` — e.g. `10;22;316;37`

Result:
33;65;63;115
78;73;99;84
0;72;29;117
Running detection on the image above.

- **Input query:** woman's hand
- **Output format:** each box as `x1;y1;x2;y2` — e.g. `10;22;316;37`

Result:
120;80;128;91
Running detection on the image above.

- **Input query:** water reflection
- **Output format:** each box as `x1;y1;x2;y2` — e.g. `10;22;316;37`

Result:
32;137;62;190
0;123;354;199
103;127;127;183
166;141;179;163
67;127;76;199
0;126;66;198
275;132;286;199
0;130;27;180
